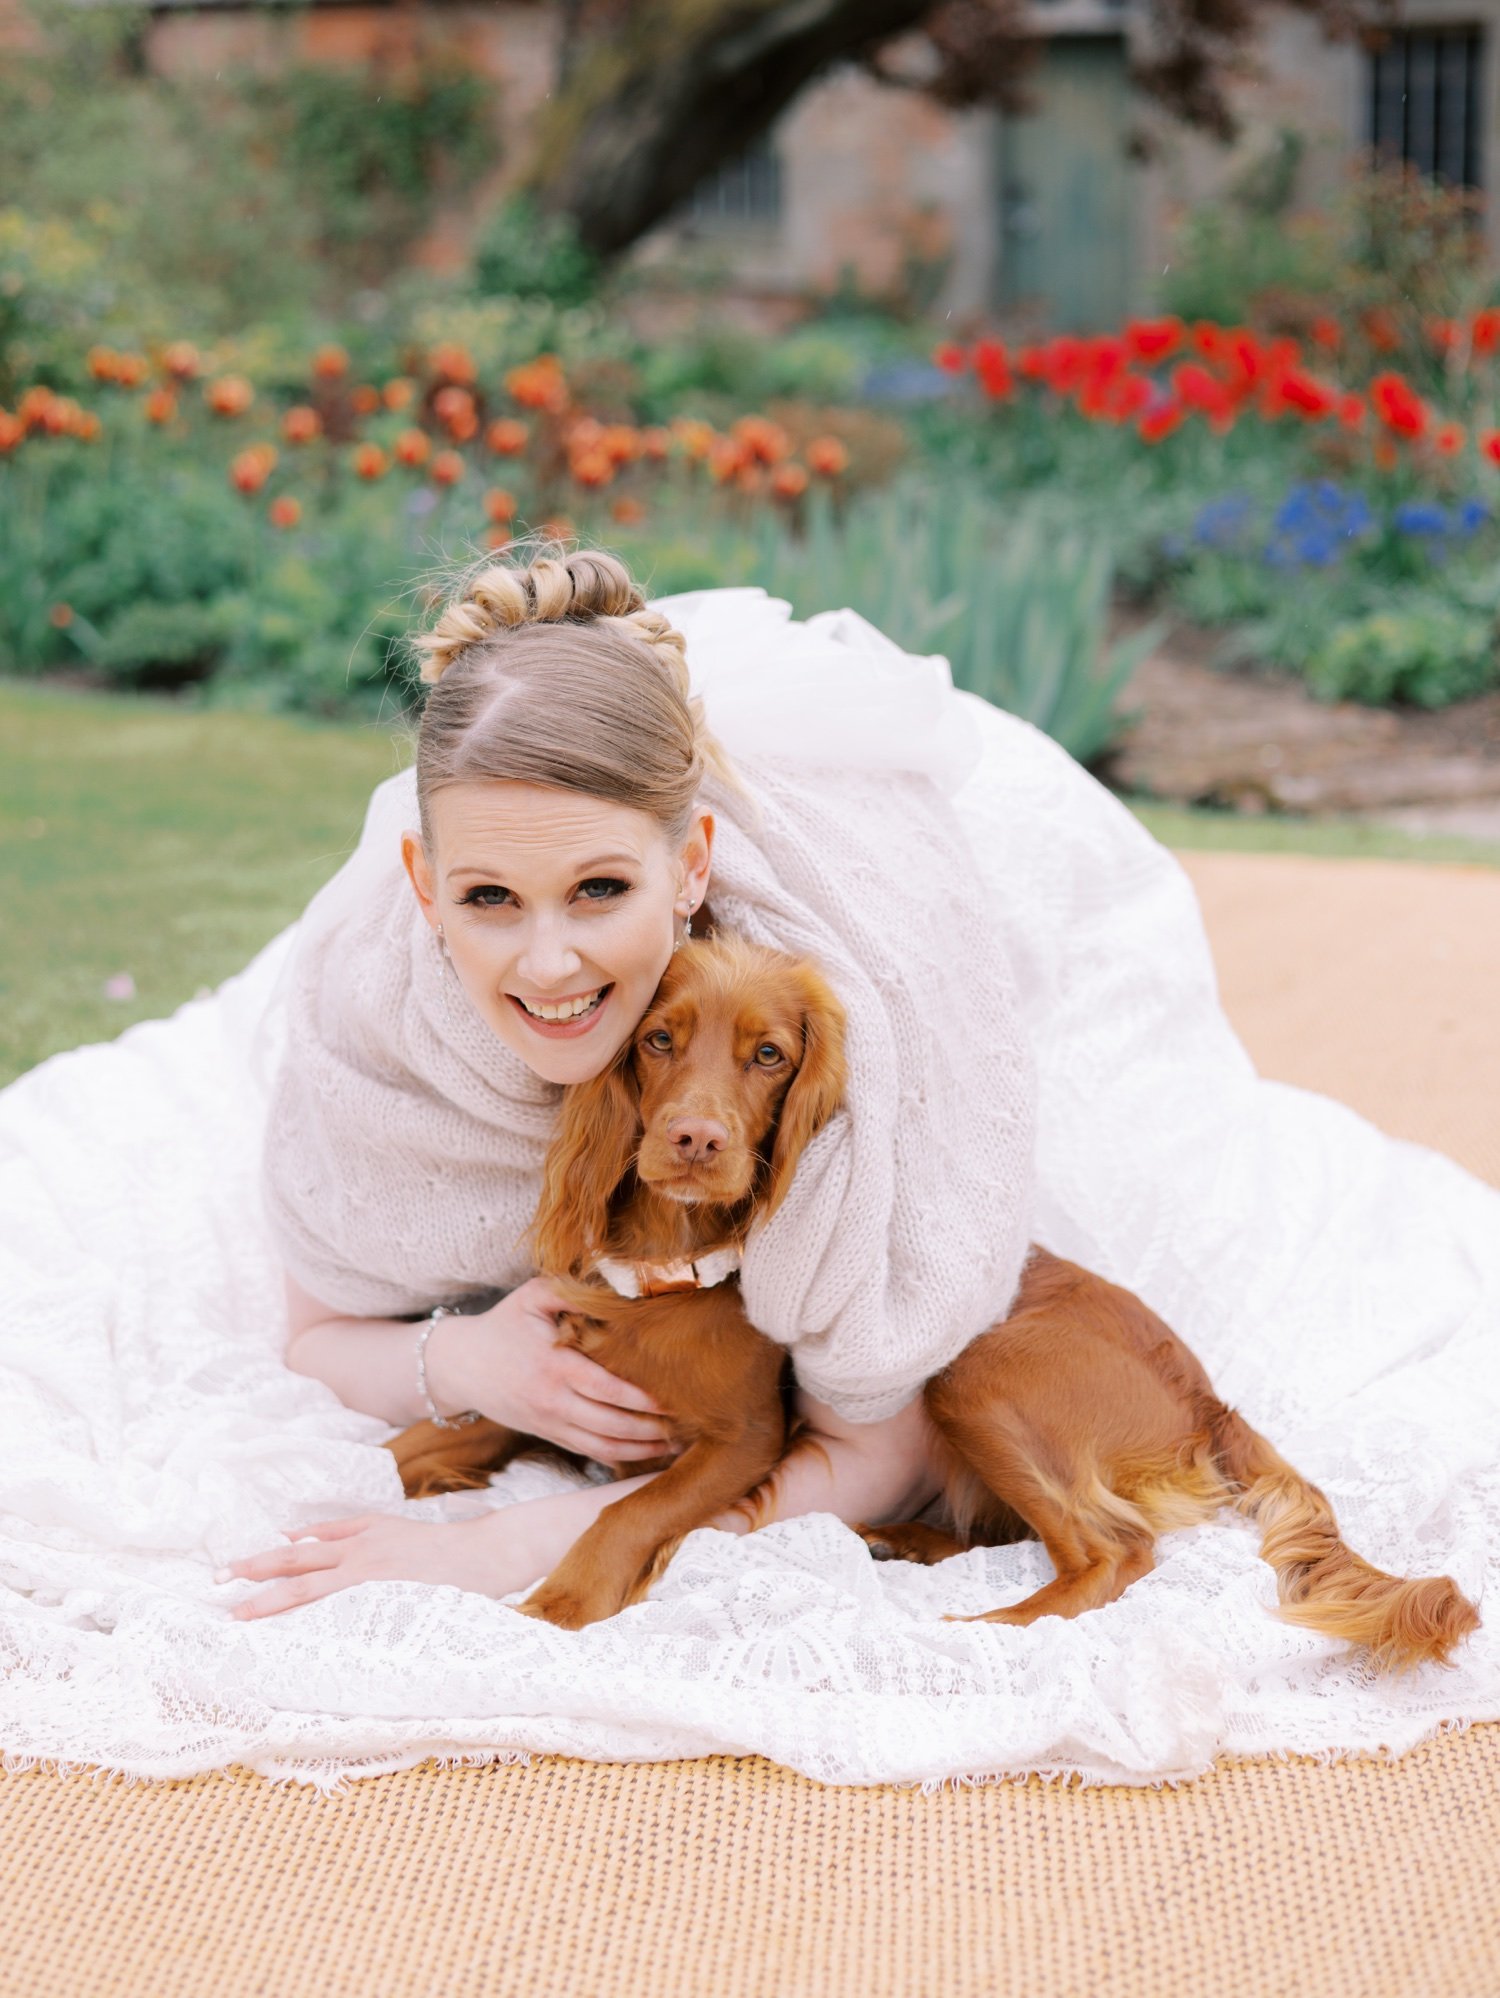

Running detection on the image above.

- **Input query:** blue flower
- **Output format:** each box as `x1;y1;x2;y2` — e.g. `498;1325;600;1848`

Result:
1456;497;1490;536
1393;500;1450;537
1294;527;1341;567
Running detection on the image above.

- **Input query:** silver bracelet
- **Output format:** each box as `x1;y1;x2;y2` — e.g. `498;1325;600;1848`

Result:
415;1304;481;1429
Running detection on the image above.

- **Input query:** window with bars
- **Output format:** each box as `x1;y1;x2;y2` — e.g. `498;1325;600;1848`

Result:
1369;24;1484;189
687;132;783;227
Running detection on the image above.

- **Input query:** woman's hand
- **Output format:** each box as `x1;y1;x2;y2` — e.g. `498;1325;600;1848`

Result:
430;1276;680;1467
217;1510;533;1622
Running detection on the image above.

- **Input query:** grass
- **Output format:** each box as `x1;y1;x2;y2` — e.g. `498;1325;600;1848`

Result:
3;677;1498;1085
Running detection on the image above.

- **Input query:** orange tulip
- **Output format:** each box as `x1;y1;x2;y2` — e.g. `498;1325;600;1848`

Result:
483;486;517;523
268;495;302;529
350;385;381;416
569;447;614;488
430;449;465;486
353;443;389;480
538;515;575;542
394;427;432;467
0;412;22;453
610;496;646;526
730;415;789;464
144;388;178;425
312;344;349;380
640;426;671;461
771;462;809;500
230;448;272;495
282;405;323;445
505;355;568;413
486;526;512;551
161;341;201;381
600;424;642;465
49;602;74;629
382;377;415;412
87;346;119;383
114;353;148;390
205;375;254;418
486;418;528;456
71;409;102;442
706;437;745;483
671;417;715;460
430;342;476;387
806;435;849;477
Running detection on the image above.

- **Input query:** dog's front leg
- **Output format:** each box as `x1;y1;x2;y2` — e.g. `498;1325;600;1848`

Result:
516;1429;781;1630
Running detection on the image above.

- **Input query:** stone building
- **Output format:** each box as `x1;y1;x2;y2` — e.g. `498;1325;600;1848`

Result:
7;0;1498;329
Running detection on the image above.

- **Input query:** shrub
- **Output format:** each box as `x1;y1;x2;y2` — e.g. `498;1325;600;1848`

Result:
1304;604;1497;707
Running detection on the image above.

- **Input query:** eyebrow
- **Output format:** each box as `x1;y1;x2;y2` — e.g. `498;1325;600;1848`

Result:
444;852;643;883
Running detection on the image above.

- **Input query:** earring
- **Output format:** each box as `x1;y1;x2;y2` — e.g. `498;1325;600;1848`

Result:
672;903;696;954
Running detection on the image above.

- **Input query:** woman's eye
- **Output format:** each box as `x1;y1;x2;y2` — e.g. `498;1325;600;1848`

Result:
577;877;630;902
643;1029;673;1054
754;1044;783;1067
460;885;512;908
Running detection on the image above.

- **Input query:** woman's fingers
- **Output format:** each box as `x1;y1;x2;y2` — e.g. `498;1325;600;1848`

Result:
283;1516;379;1541
230;1570;340;1621
220;1540;342;1583
560;1349;665;1416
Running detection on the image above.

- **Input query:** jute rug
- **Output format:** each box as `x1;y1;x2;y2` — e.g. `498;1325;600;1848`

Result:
4;847;1498;1998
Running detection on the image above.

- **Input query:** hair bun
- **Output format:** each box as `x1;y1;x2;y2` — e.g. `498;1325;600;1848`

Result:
414;549;648;684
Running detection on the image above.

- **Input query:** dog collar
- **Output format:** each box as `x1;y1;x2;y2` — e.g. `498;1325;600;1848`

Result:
592;1249;742;1299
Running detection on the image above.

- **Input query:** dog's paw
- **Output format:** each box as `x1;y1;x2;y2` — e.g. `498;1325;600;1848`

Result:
513;1585;617;1630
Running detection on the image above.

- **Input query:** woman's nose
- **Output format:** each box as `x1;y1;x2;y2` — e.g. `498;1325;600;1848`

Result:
516;917;583;988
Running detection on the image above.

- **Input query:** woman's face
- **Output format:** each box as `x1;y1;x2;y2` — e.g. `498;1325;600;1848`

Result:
401;780;714;1086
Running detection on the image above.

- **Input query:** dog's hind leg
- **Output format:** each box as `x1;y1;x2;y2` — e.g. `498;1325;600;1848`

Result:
855;1521;971;1565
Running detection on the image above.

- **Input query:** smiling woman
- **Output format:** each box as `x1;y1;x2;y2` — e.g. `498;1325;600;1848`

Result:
398;781;712;1082
238;544;1036;1622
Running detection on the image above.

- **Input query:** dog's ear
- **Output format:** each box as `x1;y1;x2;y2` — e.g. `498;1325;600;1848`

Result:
530;1053;642;1277
761;965;848;1222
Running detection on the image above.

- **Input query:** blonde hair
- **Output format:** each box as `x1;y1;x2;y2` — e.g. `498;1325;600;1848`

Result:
408;543;737;849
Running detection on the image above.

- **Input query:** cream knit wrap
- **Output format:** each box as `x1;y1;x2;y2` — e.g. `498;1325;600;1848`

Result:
258;595;1037;1423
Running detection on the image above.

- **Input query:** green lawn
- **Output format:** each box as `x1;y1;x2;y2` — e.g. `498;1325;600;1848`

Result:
3;677;1498;1085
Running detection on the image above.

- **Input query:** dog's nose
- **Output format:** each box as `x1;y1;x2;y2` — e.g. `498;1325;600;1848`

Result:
666;1116;729;1162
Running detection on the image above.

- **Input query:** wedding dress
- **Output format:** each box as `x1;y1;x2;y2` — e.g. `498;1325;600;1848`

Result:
1;587;1496;1793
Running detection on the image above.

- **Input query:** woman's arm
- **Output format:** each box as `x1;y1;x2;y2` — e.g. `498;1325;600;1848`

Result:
282;1270;678;1462
225;1381;945;1619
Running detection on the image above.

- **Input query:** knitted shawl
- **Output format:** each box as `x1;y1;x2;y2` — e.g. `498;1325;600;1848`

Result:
258;598;1036;1422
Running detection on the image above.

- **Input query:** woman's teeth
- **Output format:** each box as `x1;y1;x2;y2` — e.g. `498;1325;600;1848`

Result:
516;987;606;1022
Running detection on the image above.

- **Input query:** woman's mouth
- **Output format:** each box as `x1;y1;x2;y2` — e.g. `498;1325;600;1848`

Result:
508;983;614;1038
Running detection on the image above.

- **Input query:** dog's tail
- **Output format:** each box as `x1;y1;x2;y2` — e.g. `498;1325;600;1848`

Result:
1211;1405;1479;1672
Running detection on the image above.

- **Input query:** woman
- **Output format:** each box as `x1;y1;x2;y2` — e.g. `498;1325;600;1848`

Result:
6;542;1496;1787
225;546;1037;1619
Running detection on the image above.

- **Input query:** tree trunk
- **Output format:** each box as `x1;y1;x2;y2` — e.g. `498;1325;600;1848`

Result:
529;0;935;259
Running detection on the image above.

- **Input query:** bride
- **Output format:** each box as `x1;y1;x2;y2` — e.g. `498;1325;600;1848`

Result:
226;546;1035;1618
4;540;1495;1788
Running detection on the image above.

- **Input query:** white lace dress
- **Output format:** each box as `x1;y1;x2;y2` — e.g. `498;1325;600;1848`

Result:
1;589;1496;1793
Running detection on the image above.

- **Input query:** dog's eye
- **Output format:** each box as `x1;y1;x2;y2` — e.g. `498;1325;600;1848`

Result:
754;1044;783;1067
642;1029;673;1054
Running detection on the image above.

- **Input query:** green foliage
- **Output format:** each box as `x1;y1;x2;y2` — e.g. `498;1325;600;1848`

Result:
621;481;1147;764
1303;604;1497;707
0;0;496;333
472;196;600;309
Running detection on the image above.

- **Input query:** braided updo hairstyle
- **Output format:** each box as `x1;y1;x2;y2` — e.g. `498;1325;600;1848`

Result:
409;544;736;850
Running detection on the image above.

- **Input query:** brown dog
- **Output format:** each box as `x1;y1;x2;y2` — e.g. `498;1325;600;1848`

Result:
386;931;848;1629
387;935;1479;1668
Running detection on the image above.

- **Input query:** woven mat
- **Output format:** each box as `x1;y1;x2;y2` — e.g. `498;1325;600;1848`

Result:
5;848;1500;1998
